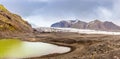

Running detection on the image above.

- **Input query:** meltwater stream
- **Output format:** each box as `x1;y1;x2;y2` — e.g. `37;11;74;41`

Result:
0;39;71;59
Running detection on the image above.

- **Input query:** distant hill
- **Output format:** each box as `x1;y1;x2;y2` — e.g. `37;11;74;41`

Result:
51;20;120;31
0;4;33;37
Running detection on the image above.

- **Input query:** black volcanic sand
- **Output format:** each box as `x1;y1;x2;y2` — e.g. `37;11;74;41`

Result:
21;32;120;59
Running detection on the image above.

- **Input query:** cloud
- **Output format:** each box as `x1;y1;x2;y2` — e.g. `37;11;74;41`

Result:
24;15;56;27
96;7;112;20
27;0;51;2
110;0;120;25
30;0;113;21
112;0;120;19
1;0;120;26
0;0;48;17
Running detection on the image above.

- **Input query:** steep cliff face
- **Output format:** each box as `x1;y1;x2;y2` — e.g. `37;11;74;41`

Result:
51;20;120;31
0;4;33;37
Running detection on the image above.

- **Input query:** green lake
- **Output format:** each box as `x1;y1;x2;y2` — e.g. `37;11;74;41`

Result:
0;39;70;59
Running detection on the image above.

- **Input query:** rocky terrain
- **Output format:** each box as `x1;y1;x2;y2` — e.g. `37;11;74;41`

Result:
24;32;120;59
51;20;120;31
0;4;33;37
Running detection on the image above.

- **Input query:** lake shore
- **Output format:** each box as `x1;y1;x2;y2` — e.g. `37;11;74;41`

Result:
19;32;120;59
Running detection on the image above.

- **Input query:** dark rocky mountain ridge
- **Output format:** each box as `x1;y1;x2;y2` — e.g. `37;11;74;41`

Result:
51;20;120;31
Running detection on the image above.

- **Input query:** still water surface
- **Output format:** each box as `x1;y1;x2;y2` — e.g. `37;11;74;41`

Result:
0;39;70;59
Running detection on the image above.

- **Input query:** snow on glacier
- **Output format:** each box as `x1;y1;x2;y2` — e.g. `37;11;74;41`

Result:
36;27;120;35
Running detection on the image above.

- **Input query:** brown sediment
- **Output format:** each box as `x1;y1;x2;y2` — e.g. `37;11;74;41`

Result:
14;32;120;59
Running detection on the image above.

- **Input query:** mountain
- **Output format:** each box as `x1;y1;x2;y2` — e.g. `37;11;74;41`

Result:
51;20;87;28
0;4;33;37
51;20;120;31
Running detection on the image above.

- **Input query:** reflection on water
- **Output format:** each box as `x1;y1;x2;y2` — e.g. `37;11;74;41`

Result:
0;39;71;59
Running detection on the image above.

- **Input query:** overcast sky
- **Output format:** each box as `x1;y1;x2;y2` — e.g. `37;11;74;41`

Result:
0;0;120;27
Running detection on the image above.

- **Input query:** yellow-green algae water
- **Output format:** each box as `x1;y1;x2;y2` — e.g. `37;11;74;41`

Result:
0;39;70;59
0;39;22;58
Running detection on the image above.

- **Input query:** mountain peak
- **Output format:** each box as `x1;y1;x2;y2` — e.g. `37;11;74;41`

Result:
90;20;102;23
94;19;101;22
60;19;80;24
51;19;120;31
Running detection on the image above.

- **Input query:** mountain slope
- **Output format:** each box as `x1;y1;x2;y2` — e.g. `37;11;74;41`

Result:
51;20;120;31
0;4;33;37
